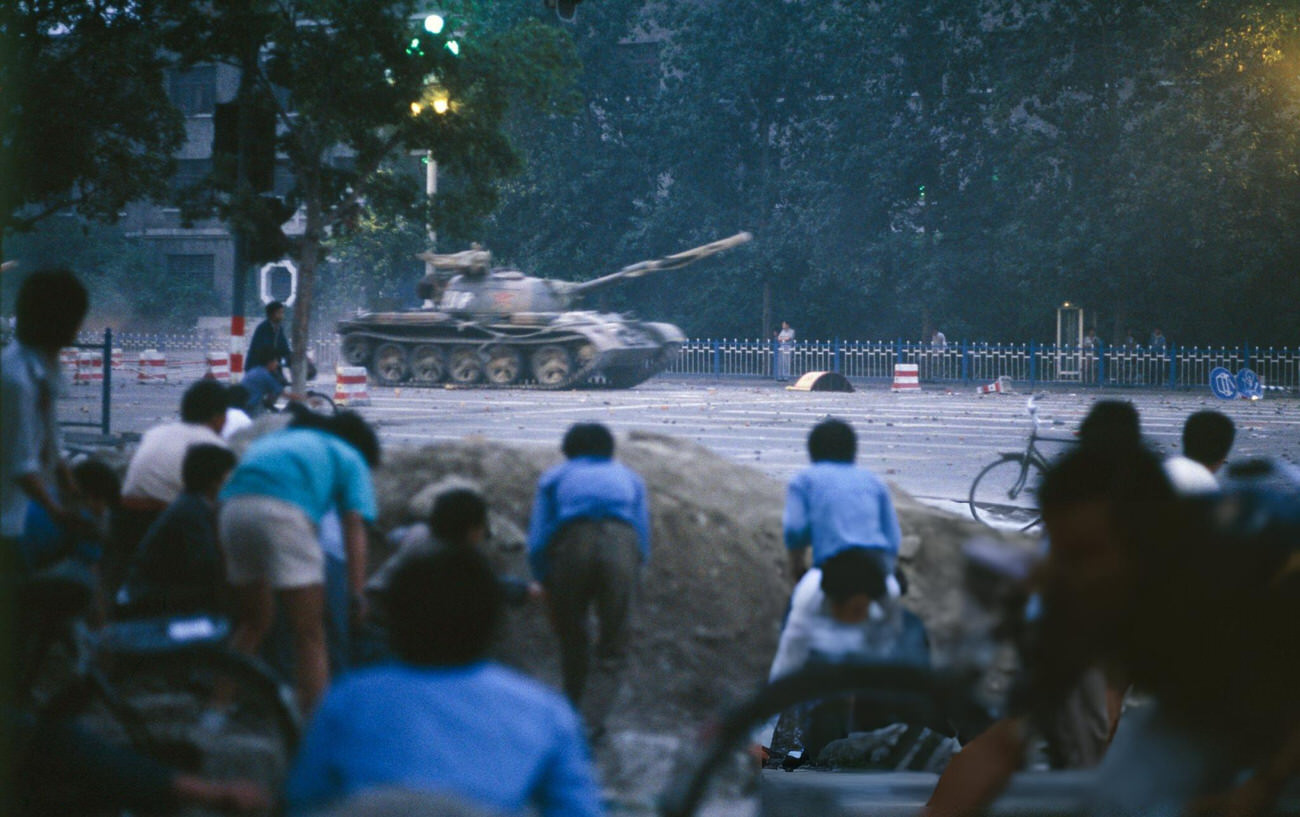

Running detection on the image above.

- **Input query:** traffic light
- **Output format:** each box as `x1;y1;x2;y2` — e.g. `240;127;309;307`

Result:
211;95;277;193
244;194;295;264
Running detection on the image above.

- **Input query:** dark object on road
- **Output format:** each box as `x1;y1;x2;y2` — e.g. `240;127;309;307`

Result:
336;233;750;389
787;371;854;392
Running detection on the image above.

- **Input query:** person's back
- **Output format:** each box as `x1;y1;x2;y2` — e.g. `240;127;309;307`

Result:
119;444;236;616
784;419;902;581
121;381;229;506
287;547;601;817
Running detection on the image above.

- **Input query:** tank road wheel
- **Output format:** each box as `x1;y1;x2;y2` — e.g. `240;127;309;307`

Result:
575;343;598;372
448;346;484;385
373;343;410;385
485;345;523;385
531;345;573;387
341;334;371;367
410;345;447;383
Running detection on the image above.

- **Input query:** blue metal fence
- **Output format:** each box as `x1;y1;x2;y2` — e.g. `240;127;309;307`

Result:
665;338;1300;390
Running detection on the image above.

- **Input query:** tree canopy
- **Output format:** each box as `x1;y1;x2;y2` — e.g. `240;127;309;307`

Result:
1;1;185;246
475;0;1300;346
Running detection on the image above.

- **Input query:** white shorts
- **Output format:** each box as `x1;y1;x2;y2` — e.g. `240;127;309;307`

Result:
219;495;323;589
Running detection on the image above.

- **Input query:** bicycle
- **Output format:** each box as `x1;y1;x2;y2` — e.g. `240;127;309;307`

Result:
968;394;1073;532
657;661;993;817
16;566;299;815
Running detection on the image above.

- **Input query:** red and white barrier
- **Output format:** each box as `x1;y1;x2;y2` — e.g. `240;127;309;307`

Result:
74;351;103;385
138;349;167;383
205;353;231;382
111;348;124;371
59;349;78;374
334;366;370;406
977;376;1014;395
891;363;920;392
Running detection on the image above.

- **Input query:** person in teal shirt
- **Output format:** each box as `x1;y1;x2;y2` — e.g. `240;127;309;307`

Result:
219;412;380;716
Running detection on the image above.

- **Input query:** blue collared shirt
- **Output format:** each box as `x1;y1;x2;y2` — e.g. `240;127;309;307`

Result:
527;456;650;580
287;661;602;817
783;461;901;567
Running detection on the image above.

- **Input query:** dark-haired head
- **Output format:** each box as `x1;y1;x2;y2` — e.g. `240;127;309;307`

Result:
182;444;237;495
180;380;230;425
385;547;503;666
16;268;89;350
265;301;285;320
1183;411;1235;471
820;547;888;607
72;459;121;507
227;385;250;410
808;418;856;463
1078;401;1141;451
430;488;490;548
327;411;381;468
562;423;614;459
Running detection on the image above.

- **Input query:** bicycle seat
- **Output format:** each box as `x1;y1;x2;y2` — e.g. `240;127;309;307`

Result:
98;614;231;656
20;562;95;623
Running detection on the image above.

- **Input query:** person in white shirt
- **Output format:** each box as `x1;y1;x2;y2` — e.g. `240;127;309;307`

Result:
1164;410;1235;495
108;380;230;596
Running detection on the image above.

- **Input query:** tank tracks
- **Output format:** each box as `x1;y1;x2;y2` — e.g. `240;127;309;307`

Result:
338;331;660;391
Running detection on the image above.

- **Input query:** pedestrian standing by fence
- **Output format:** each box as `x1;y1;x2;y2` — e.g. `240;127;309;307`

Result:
775;321;796;382
527;422;650;742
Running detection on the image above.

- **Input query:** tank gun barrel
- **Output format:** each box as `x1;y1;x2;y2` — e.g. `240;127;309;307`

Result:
562;231;751;296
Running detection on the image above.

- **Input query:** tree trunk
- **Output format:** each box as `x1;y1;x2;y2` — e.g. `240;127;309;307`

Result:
761;279;772;340
290;173;322;395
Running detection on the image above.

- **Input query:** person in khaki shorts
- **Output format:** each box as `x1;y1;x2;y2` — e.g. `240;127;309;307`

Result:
219;412;380;716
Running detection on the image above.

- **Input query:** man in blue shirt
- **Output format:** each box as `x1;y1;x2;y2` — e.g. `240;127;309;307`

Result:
288;546;602;817
784;418;901;585
527;422;650;740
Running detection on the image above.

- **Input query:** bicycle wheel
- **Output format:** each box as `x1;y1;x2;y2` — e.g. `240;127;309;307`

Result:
304;390;338;415
969;455;1044;531
64;648;299;816
658;662;990;817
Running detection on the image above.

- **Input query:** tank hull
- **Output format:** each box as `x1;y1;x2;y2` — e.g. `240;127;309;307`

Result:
335;311;684;389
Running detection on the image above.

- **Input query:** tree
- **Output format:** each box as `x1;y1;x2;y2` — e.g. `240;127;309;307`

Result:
166;0;578;389
0;1;185;255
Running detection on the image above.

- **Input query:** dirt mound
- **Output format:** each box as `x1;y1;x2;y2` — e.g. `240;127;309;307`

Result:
374;431;1027;730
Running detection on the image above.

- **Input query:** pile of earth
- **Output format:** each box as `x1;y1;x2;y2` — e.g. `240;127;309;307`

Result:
372;430;1029;732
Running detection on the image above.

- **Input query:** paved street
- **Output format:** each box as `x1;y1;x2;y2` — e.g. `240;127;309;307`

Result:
63;375;1300;516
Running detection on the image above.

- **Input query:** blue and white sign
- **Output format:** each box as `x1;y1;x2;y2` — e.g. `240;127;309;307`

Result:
1236;368;1262;400
1210;367;1238;400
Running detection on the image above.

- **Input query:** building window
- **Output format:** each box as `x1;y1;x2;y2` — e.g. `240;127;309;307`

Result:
166;254;216;288
168;66;216;115
171;158;212;194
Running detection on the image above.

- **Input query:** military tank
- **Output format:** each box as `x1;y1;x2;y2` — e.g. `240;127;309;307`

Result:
336;232;751;389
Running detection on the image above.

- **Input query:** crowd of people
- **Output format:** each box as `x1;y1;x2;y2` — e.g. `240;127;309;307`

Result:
3;266;1298;816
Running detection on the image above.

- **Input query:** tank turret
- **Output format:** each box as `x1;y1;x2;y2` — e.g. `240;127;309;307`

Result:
336;232;750;389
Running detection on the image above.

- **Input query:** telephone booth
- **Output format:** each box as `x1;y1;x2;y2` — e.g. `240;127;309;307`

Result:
1056;302;1084;380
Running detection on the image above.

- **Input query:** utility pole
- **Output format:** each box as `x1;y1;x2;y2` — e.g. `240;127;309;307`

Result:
229;38;257;382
